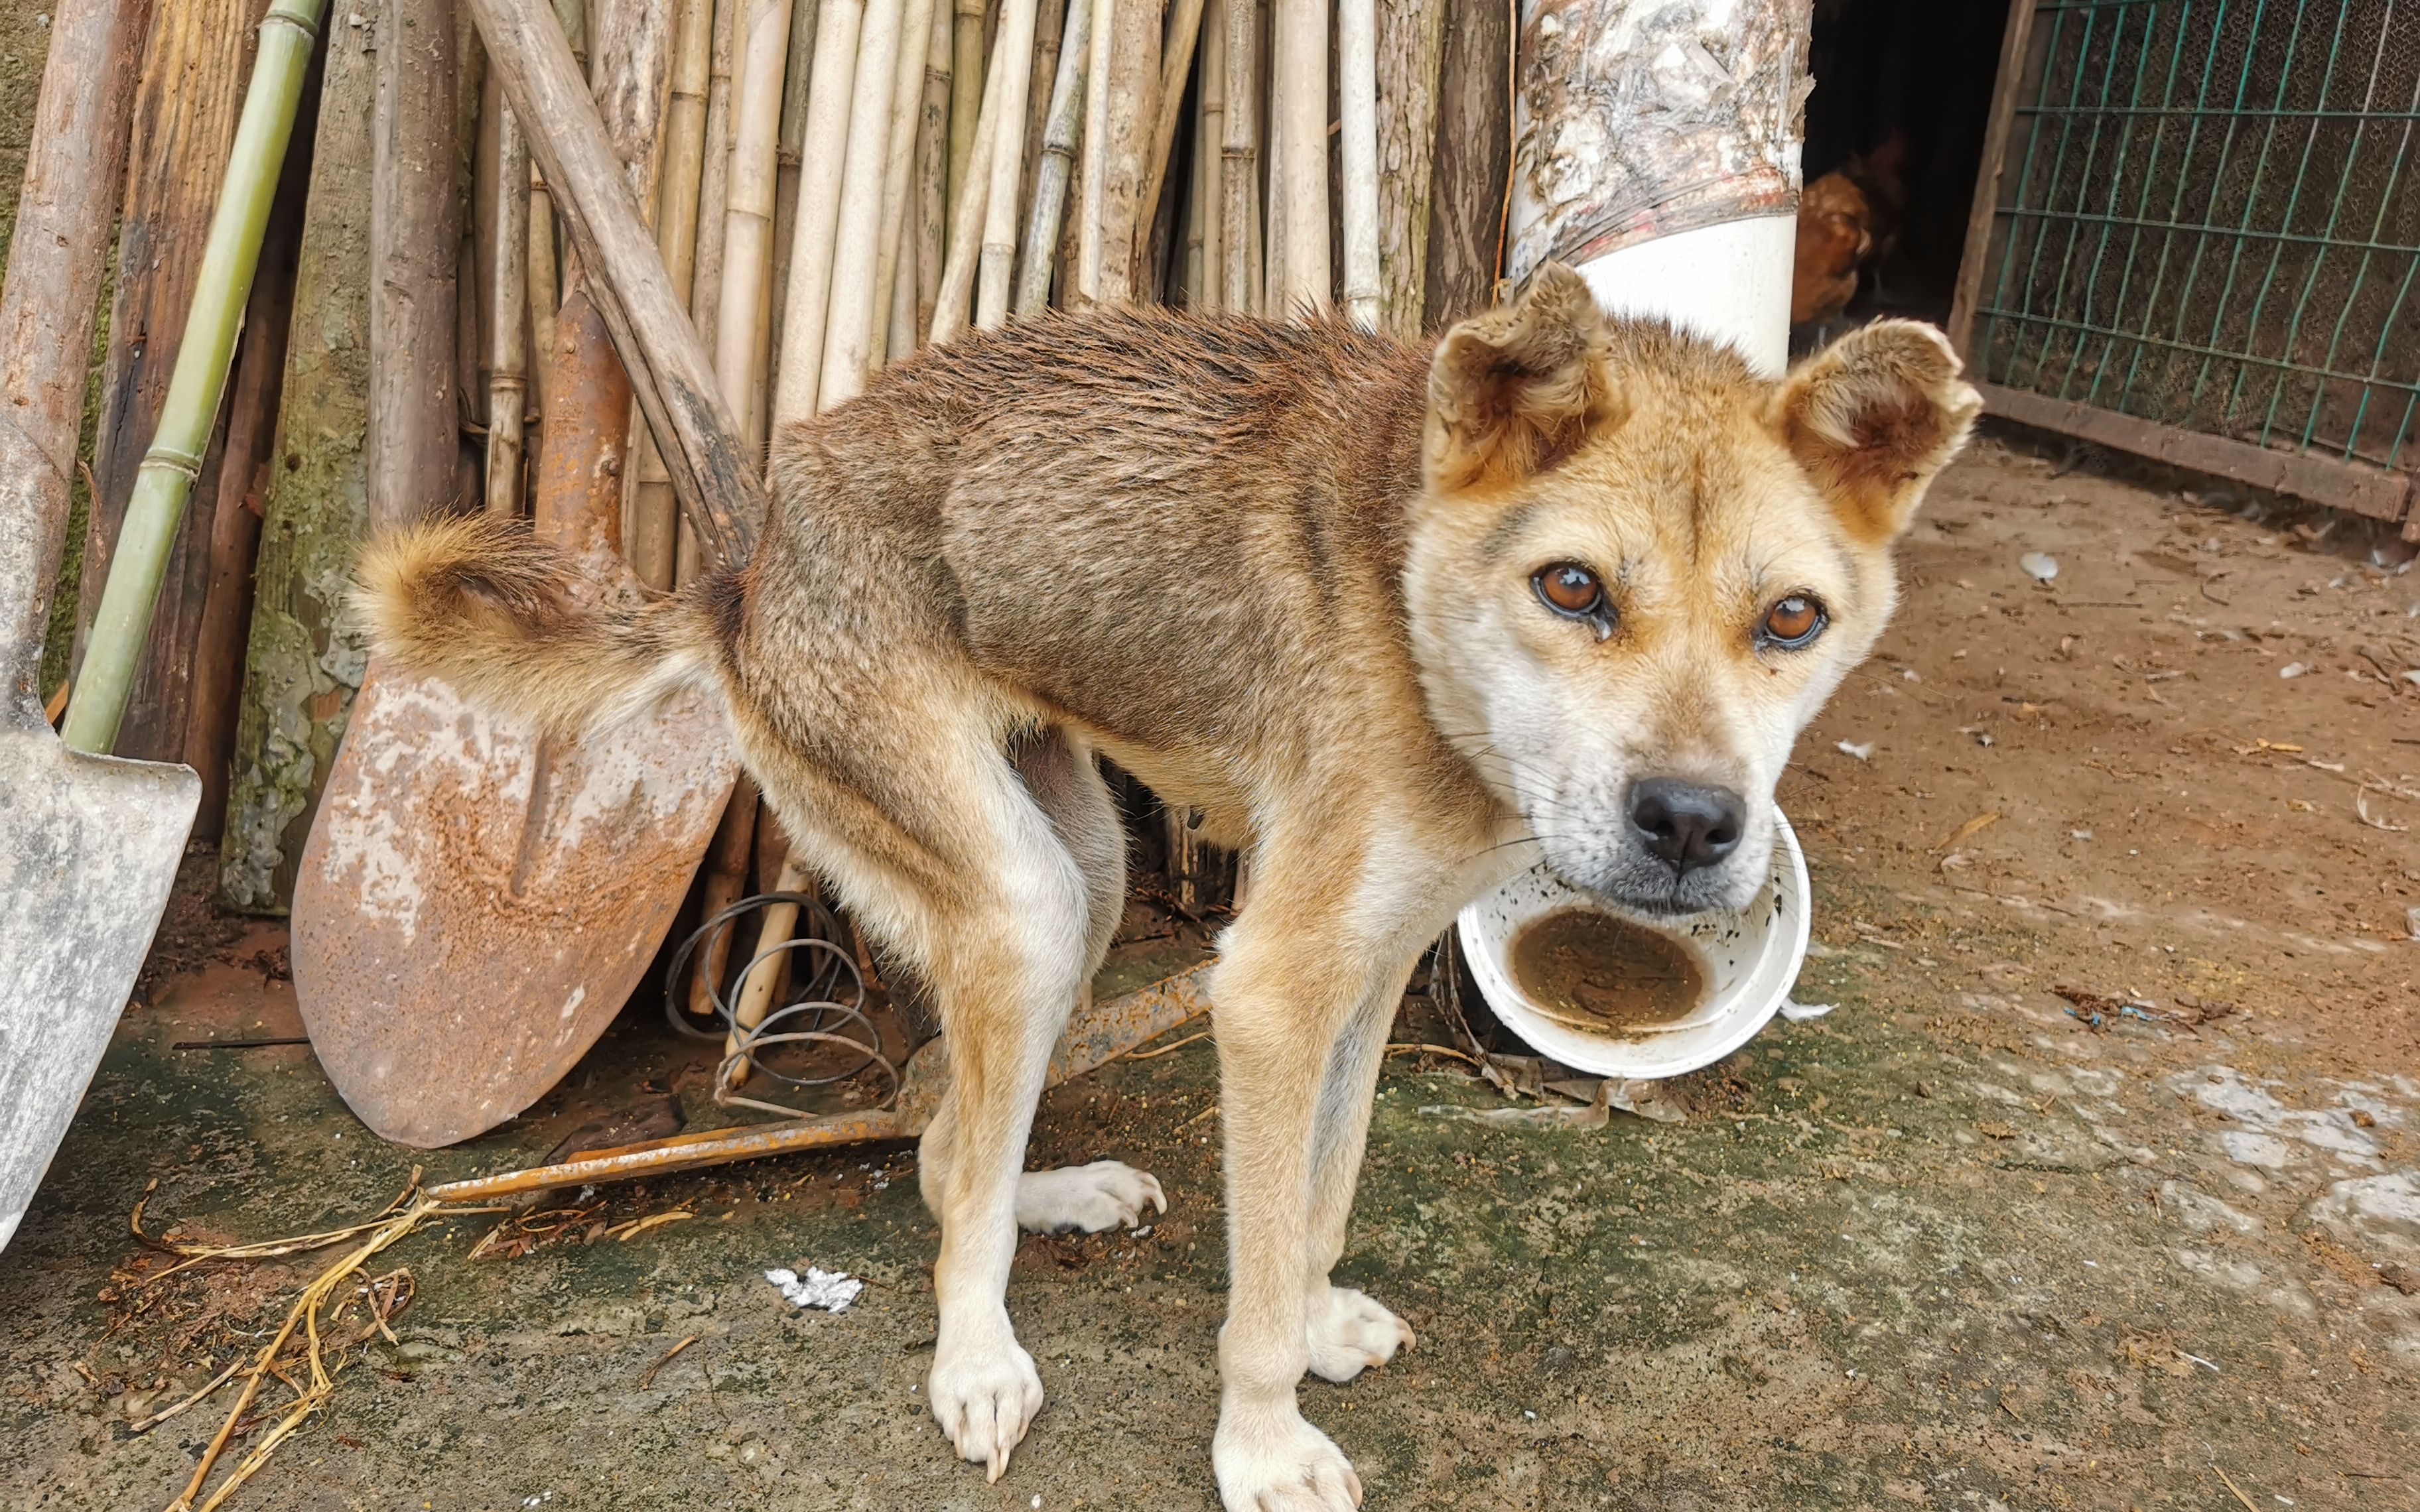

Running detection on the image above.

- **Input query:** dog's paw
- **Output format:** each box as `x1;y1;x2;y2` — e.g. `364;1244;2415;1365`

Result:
1306;1286;1414;1384
1214;1401;1363;1511
927;1325;1045;1483
1014;1160;1166;1234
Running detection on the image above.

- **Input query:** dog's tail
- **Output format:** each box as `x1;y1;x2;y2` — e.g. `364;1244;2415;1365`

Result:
354;514;726;739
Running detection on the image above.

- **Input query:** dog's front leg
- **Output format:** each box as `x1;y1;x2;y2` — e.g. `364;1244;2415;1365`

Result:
1208;864;1399;1511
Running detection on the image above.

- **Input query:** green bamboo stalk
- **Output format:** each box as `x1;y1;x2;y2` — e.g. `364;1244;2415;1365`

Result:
62;0;330;756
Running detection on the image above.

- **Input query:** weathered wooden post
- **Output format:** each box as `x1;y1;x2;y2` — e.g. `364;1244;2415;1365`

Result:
1509;0;1810;375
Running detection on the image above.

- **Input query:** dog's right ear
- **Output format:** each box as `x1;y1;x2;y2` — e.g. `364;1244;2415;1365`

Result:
1426;263;1625;493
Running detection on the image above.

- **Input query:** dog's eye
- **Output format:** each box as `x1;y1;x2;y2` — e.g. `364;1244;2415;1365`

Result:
1534;562;1605;619
1761;595;1826;648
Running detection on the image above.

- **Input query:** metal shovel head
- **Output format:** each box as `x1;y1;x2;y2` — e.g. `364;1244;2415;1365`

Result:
293;662;734;1147
0;725;199;1253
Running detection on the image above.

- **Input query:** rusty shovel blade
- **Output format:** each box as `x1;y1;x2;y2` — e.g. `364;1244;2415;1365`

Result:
292;664;734;1147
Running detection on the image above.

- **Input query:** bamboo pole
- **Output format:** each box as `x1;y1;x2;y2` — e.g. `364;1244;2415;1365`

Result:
764;0;821;389
868;0;938;367
772;0;868;423
1073;0;1113;304
677;0;738;583
1014;0;1090;316
1129;0;1203;278
820;0;909;394
913;0;953;336
1217;0;1255;314
928;34;1013;342
1336;0;1377;329
625;0;716;584
527;158;560;460
691;0;738;365
884;196;919;357
474;0;768;564
1272;0;1325;316
719;0;799;445
947;0;984;221
1262;40;1282;313
62;0;328;755
1012;0;1067;284
973;0;1040;328
1188;0;1221;308
486;108;531;517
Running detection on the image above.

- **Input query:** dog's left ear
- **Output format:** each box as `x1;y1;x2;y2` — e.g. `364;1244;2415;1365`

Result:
1427;263;1625;493
1773;320;1982;542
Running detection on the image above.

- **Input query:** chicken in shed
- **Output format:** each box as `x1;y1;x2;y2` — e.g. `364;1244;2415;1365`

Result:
1791;170;1875;329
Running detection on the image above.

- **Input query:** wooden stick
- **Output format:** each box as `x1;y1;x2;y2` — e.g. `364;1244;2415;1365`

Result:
1216;0;1256;313
1014;0;1089;316
912;0;953;337
947;0;984;225
526;159;560;460
1261;28;1282;314
1335;0;1377;329
1188;0;1221;307
1073;0;1113;304
772;0;866;423
974;0;1040;328
1373;0;1442;338
927;34;1012;342
718;0;799;442
486;107;531;517
1272;0;1325;316
867;0;937;367
1130;0;1203;279
473;0;767;568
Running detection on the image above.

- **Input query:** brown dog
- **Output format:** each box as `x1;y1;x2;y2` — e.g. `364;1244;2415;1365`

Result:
360;264;1977;1510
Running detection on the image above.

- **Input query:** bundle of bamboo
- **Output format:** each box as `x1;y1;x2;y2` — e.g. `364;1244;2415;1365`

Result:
33;0;1488;1007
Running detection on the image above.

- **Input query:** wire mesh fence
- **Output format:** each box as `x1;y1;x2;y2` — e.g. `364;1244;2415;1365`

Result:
1970;0;2420;480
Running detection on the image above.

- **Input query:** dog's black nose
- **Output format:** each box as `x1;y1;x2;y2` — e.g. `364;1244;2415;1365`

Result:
1629;778;1746;873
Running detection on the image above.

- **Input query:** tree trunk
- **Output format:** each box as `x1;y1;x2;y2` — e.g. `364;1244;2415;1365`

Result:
222;0;377;910
1373;0;1441;338
1423;0;1508;329
1095;0;1160;302
74;0;266;765
0;0;157;705
368;0;462;529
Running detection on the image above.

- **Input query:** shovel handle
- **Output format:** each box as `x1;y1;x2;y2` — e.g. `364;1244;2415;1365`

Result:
59;0;327;755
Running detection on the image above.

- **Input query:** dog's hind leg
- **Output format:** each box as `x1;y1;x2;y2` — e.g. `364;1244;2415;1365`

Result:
739;702;1091;1483
1001;726;1166;1236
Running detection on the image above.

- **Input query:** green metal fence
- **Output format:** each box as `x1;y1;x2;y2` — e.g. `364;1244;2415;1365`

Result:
1958;0;2419;513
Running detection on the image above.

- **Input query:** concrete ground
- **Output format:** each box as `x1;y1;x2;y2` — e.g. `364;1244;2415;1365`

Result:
7;444;2420;1512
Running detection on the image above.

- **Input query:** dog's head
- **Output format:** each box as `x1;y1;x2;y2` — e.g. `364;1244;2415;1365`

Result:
1408;263;1980;915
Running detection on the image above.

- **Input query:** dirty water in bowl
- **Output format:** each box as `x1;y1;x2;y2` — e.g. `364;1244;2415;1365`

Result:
1508;907;1708;1037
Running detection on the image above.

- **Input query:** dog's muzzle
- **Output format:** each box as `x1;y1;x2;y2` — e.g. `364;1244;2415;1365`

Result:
1535;773;1770;918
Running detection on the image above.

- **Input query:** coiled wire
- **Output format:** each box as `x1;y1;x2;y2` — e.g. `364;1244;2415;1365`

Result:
664;892;899;1118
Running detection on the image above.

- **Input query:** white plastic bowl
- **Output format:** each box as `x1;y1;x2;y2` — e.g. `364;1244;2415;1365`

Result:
1455;810;1812;1080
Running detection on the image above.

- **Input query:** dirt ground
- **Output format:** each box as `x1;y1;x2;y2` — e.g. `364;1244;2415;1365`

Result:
4;438;2417;1511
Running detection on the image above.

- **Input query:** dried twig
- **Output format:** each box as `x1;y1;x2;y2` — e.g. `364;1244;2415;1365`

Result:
638;1333;701;1387
1123;1029;1211;1061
